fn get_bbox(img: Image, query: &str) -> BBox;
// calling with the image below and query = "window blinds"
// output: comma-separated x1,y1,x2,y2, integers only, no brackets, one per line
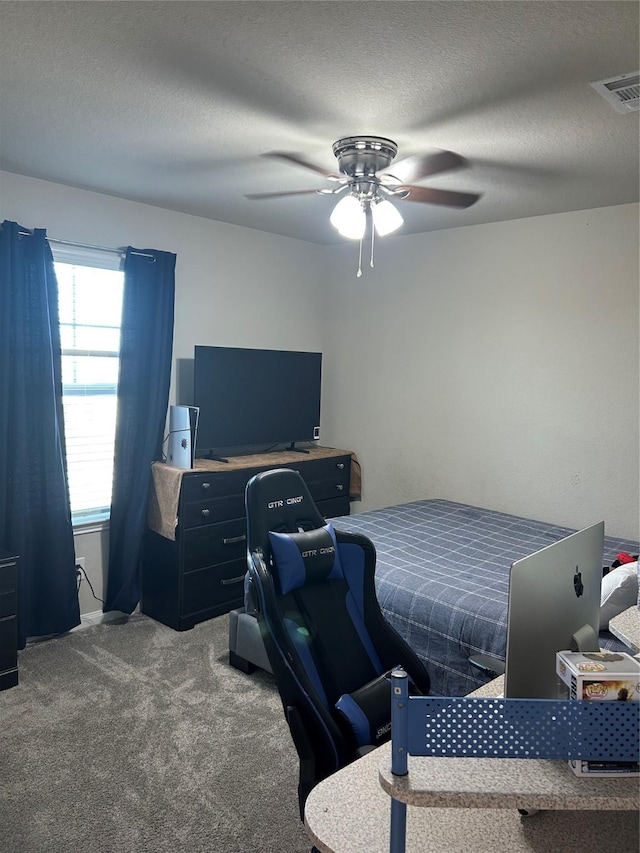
52,253,124,525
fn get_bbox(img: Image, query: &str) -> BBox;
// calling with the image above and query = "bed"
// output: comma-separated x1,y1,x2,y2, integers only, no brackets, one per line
328,499,639,696
230,498,638,696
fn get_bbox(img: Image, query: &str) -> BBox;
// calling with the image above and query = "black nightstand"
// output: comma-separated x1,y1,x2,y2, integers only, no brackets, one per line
0,548,18,690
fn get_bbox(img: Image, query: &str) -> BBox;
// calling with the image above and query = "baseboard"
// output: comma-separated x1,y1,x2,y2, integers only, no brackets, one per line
76,609,133,630
79,609,105,628
26,608,137,645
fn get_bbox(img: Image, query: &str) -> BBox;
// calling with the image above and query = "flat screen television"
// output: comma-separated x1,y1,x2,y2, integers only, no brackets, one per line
504,521,604,699
193,345,322,454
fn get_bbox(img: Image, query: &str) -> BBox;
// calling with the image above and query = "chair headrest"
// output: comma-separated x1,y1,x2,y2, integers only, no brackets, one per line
245,467,327,554
269,524,342,594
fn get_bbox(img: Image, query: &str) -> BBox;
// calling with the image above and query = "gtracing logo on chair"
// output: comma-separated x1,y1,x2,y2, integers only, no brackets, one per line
267,495,303,509
302,546,335,559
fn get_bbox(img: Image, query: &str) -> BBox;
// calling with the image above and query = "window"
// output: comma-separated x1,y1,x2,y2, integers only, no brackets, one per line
52,245,124,526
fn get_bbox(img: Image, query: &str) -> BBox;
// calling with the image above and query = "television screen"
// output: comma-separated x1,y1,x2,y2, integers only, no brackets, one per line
193,345,322,453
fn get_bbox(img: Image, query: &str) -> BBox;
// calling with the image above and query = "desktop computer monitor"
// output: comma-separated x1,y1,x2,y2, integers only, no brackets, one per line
504,521,604,699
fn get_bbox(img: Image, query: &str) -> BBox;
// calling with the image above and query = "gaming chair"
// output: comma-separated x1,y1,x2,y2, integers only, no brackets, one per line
244,468,431,816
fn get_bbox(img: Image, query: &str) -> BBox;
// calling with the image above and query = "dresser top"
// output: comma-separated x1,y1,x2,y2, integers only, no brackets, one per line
148,446,359,541
190,445,353,473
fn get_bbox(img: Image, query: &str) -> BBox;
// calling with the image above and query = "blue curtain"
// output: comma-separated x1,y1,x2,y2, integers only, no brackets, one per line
105,247,175,613
0,221,81,647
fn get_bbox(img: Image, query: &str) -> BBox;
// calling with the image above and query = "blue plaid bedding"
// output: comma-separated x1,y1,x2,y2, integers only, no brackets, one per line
331,499,639,696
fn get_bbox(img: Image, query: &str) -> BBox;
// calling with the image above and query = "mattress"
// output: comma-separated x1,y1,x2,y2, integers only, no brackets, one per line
330,499,639,697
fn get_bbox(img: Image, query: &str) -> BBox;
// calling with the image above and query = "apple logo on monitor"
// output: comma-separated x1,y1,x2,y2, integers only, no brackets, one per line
573,567,584,597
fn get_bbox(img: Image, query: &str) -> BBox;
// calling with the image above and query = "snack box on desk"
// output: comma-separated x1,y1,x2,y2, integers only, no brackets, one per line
556,650,640,777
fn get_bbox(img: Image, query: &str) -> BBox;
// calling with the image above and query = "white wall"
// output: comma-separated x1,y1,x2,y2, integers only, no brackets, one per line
0,171,326,394
2,171,638,618
0,171,325,613
320,203,639,541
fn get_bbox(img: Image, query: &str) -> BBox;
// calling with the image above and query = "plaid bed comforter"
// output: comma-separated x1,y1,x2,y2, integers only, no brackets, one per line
331,499,639,696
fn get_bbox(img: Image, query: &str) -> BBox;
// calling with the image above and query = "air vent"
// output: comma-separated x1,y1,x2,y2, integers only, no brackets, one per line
590,71,640,113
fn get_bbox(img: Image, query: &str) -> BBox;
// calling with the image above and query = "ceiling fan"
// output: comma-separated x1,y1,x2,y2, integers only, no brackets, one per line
245,136,481,275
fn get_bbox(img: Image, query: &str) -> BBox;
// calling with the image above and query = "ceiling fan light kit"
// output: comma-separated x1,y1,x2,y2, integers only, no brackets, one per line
371,198,404,237
330,194,366,240
247,135,481,276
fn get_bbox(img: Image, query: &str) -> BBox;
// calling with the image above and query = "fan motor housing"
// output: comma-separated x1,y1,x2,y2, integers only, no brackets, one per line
332,136,398,178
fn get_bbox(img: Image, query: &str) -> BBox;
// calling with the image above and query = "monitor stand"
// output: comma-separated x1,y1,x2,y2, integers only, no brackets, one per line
570,623,600,652
283,442,309,454
196,450,229,463
469,623,599,682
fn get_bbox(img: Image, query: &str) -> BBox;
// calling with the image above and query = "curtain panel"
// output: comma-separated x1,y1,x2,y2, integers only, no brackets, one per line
0,221,80,647
105,247,176,614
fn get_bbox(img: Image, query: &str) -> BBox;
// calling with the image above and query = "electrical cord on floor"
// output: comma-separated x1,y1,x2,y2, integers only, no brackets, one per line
76,565,104,605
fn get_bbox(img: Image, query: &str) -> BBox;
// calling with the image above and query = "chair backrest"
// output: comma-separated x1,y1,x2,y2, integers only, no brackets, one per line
245,468,431,814
243,464,327,617
245,465,327,548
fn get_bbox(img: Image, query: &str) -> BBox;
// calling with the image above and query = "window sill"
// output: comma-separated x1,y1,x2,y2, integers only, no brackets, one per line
72,517,110,535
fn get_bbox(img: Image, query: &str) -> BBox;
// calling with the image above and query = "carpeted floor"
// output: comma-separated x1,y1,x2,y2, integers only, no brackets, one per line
0,613,313,853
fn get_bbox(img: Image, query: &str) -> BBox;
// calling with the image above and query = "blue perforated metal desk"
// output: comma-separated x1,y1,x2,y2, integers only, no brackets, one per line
304,676,640,853
383,670,639,853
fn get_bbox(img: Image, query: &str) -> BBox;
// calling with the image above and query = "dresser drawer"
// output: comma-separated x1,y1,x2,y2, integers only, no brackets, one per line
0,589,16,620
0,561,16,620
293,454,350,482
182,559,246,616
291,456,351,498
181,493,246,528
308,476,349,502
182,519,247,570
181,469,258,502
317,495,351,520
0,561,16,595
0,616,17,673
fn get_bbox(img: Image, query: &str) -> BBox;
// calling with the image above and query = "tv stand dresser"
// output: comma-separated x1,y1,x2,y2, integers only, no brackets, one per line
141,446,359,631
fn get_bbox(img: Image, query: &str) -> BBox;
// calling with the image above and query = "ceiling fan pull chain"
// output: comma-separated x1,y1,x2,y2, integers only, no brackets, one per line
357,235,363,277
370,214,375,268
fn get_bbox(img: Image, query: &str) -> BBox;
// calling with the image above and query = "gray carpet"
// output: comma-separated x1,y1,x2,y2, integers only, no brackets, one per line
0,613,313,853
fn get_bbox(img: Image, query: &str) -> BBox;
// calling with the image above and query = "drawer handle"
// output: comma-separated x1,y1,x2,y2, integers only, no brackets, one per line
222,534,246,545
221,574,245,586
336,462,345,470
336,484,344,491
201,508,210,518
201,482,211,491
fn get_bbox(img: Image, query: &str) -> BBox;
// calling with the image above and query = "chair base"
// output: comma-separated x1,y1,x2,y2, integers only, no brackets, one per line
228,607,273,674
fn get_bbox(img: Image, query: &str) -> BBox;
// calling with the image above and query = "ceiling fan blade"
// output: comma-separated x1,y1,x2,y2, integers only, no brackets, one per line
381,149,467,184
244,189,323,200
263,151,342,180
397,185,481,209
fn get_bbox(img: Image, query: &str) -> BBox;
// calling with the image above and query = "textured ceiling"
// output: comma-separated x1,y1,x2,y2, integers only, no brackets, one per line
0,1,638,244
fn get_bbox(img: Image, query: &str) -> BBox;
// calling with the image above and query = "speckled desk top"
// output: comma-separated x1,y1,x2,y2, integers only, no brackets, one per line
609,606,640,654
378,751,639,810
304,675,640,853
305,741,640,853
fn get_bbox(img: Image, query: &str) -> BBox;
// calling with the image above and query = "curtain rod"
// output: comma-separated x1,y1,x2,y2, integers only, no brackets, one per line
49,236,154,260
17,231,154,260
